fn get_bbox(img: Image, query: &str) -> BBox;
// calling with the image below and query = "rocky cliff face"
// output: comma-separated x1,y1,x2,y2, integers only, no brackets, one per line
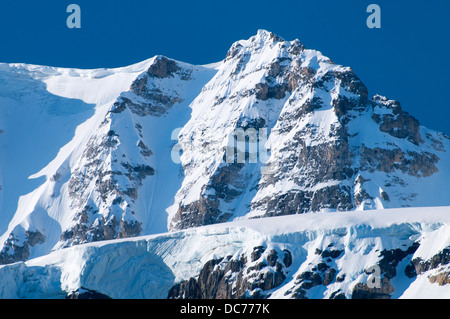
58,56,193,248
54,58,218,251
168,246,293,299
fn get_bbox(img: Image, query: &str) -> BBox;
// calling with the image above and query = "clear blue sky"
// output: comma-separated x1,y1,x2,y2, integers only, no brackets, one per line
0,0,449,135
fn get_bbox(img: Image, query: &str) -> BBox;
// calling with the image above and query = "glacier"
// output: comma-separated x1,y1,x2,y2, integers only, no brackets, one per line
0,207,449,299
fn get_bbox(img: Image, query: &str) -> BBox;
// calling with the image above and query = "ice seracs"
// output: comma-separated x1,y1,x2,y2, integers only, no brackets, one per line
0,206,449,299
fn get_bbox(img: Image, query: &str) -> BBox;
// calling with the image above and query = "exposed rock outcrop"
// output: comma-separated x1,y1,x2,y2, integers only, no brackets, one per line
168,246,292,299
284,244,344,299
0,230,46,265
351,242,420,299
405,246,450,286
66,287,111,299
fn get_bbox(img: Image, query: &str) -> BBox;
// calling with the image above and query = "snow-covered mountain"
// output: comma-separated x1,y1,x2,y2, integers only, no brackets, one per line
0,30,449,298
168,30,450,231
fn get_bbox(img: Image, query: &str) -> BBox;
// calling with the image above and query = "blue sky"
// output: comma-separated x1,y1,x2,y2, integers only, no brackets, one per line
0,0,449,134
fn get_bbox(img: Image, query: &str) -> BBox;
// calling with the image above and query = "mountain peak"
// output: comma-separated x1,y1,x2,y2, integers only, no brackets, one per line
224,29,305,66
255,29,285,41
241,29,298,49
